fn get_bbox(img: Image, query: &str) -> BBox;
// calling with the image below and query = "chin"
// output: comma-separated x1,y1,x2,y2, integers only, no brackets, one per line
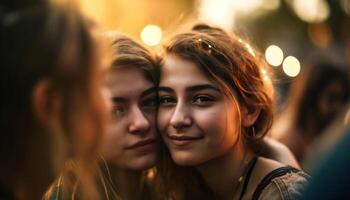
128,154,157,171
171,151,205,166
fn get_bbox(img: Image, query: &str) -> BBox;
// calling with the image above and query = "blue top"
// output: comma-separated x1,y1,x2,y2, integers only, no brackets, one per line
299,127,350,200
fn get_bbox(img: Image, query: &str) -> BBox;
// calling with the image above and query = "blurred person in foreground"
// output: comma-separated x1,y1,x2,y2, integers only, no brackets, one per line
0,1,109,199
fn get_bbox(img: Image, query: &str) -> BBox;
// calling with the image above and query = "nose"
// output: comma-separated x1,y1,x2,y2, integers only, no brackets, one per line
170,103,192,130
128,106,150,134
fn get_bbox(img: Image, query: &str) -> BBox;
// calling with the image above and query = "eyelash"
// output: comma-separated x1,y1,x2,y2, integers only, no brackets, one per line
112,105,125,117
159,96,177,106
111,97,157,118
192,95,215,105
158,95,216,106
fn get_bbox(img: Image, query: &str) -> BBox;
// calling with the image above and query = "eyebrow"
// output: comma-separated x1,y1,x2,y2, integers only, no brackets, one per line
158,84,220,93
111,86,157,103
140,86,157,98
111,97,127,103
158,86,174,93
187,84,221,92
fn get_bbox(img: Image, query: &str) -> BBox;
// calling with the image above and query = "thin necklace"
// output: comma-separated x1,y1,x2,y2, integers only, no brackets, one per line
231,156,258,200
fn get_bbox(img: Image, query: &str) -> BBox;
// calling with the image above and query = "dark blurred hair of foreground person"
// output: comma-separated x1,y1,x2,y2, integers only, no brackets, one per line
274,62,350,163
0,0,109,199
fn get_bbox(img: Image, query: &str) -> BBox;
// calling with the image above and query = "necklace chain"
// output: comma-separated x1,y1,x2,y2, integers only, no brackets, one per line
231,156,256,200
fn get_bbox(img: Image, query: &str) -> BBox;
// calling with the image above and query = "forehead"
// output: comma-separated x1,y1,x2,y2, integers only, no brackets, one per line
106,67,154,95
160,54,214,86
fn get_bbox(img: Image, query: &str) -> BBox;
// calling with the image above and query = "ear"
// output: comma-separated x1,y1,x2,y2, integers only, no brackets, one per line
241,105,261,127
31,79,60,126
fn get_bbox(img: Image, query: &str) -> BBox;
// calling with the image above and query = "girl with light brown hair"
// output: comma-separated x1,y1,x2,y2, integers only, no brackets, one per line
47,33,161,200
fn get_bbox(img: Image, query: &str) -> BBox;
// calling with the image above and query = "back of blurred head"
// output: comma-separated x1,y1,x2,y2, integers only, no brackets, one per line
0,0,108,198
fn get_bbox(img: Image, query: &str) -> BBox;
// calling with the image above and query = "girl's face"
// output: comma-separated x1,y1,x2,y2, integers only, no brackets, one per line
158,54,240,166
102,67,158,170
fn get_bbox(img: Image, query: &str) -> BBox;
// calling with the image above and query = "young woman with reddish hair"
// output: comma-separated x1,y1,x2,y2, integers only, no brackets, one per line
156,24,309,200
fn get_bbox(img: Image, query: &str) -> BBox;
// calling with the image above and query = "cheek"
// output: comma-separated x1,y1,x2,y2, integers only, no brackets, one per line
101,122,125,161
144,110,157,129
157,108,172,133
195,107,228,134
196,106,240,146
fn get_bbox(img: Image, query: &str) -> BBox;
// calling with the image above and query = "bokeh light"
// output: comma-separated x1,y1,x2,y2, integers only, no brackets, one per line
282,56,301,77
199,0,235,29
261,0,281,11
265,45,284,67
307,23,332,48
292,0,330,23
140,25,162,46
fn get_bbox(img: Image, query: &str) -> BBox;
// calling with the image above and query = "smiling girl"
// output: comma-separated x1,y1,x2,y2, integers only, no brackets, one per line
156,24,309,200
47,33,161,200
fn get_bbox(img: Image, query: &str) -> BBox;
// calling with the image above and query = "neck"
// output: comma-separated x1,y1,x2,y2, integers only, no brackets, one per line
107,165,144,200
196,142,253,200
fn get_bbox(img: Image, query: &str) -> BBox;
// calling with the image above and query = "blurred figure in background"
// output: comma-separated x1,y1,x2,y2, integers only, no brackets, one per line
0,1,109,199
273,62,350,163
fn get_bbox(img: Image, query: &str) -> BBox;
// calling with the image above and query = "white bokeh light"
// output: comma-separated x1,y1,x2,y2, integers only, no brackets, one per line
265,45,284,67
282,56,301,77
292,0,330,23
140,25,162,46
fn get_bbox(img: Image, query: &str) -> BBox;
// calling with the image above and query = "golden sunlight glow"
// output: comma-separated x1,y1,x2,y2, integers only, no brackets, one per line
282,56,301,77
245,43,256,57
265,45,284,67
199,0,235,29
292,0,330,23
261,0,281,10
340,0,350,15
231,0,264,13
140,25,162,47
198,0,265,29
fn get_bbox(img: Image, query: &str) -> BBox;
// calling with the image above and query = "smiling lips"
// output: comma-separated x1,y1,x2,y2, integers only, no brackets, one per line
126,138,156,152
167,135,203,146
